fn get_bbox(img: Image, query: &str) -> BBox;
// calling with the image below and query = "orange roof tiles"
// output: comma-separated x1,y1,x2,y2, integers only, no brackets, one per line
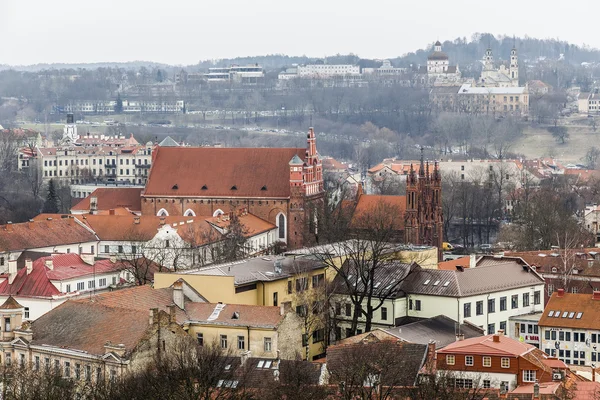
0,219,96,253
206,213,276,236
438,257,471,270
538,292,600,330
438,334,537,357
143,147,305,198
71,188,142,212
350,194,406,230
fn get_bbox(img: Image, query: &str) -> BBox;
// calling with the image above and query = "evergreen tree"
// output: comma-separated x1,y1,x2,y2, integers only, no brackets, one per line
114,93,123,113
42,179,60,214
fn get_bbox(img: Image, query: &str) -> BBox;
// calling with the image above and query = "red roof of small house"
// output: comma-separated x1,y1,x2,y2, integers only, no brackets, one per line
143,146,306,198
438,333,538,357
438,257,471,270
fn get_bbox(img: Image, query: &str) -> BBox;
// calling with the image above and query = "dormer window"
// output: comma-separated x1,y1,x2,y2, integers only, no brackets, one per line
172,184,178,190
201,185,208,190
261,186,267,191
231,185,237,190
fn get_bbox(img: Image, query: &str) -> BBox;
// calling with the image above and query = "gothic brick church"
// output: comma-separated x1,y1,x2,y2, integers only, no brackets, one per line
141,128,325,249
350,157,443,251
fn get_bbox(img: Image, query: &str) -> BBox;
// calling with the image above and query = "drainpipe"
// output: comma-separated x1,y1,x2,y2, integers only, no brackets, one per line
247,326,250,354
486,294,491,334
457,298,460,324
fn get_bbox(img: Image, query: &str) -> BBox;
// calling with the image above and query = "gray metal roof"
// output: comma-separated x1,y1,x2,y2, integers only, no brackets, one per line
403,260,543,298
384,315,484,348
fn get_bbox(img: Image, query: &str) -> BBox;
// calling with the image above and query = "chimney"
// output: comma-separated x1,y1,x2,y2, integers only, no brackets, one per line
44,259,54,270
149,308,158,325
172,280,184,310
241,350,251,366
280,301,292,316
533,380,540,398
456,333,465,341
28,219,34,229
8,260,17,284
469,254,477,268
593,291,600,300
25,259,33,275
109,254,117,263
159,216,166,225
557,288,565,297
109,209,115,216
492,334,500,343
80,253,94,265
426,340,436,370
90,196,98,213
497,329,505,336
133,216,140,224
5,222,12,232
168,304,177,323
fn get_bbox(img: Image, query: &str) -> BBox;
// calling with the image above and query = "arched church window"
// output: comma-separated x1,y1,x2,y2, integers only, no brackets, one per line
157,208,169,217
278,214,286,240
213,209,224,217
184,209,196,217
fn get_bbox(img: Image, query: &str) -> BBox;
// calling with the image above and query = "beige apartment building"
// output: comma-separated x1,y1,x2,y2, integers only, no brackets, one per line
33,143,153,185
456,84,529,116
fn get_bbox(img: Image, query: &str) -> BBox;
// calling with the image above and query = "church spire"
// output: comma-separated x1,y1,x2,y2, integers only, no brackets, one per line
419,147,425,177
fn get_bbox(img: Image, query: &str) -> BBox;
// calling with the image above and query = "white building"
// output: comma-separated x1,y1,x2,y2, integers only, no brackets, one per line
0,218,98,273
205,65,264,85
296,64,360,78
332,257,545,339
0,253,129,321
480,46,519,88
538,290,600,366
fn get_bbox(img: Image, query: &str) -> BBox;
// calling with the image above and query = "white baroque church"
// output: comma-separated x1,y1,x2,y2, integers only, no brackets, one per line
479,46,519,87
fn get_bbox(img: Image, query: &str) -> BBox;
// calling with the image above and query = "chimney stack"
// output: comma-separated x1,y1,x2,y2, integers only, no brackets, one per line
593,291,600,300
168,304,177,323
109,254,117,263
492,334,500,343
456,333,465,341
109,209,115,216
90,196,98,213
44,259,54,270
28,219,34,229
8,260,17,284
149,308,158,325
172,280,185,310
25,259,33,275
557,288,565,297
5,222,12,232
134,216,140,224
497,329,505,336
80,253,95,265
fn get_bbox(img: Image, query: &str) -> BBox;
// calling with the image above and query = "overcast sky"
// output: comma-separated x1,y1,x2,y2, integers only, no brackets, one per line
2,0,600,66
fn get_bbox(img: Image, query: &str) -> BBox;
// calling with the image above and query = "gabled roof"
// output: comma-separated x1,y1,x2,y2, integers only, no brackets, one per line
158,136,180,147
403,260,543,297
0,296,24,310
438,334,537,357
71,188,142,213
332,260,416,299
0,254,126,298
184,303,284,329
350,194,406,231
143,146,306,198
538,292,600,330
0,219,97,253
384,315,484,348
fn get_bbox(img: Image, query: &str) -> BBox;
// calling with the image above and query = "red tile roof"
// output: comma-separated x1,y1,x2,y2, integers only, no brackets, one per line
206,213,276,236
71,188,143,212
143,147,305,198
350,194,406,230
184,303,284,328
538,292,600,330
0,219,97,253
438,257,471,270
0,254,125,298
438,334,537,357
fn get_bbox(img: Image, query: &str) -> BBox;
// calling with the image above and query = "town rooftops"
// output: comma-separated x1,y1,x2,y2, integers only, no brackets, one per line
0,218,97,253
0,254,126,298
403,259,543,297
183,303,284,329
178,255,323,286
538,291,600,330
143,146,306,198
71,187,143,213
384,315,484,348
332,260,416,299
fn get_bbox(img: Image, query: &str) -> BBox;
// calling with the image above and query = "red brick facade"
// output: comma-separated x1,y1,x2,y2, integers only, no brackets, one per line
140,128,325,250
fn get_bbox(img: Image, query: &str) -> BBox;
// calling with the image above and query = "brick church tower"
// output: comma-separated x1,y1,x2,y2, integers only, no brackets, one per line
405,152,443,254
288,128,325,249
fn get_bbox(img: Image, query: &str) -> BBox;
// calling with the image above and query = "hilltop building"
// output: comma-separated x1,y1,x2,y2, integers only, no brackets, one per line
419,41,462,86
480,45,520,87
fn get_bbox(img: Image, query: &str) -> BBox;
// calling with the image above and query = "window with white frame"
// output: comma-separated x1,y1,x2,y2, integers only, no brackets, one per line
465,356,474,366
99,278,107,287
446,355,455,365
77,282,85,291
501,357,510,368
482,356,491,367
523,370,536,382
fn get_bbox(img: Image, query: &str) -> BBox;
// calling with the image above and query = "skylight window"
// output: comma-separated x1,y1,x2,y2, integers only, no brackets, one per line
433,280,440,286
568,312,575,318
424,280,431,285
264,360,272,368
562,311,568,318
548,311,554,317
576,312,583,319
374,282,381,288
257,361,265,368
443,281,450,287
554,312,560,318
